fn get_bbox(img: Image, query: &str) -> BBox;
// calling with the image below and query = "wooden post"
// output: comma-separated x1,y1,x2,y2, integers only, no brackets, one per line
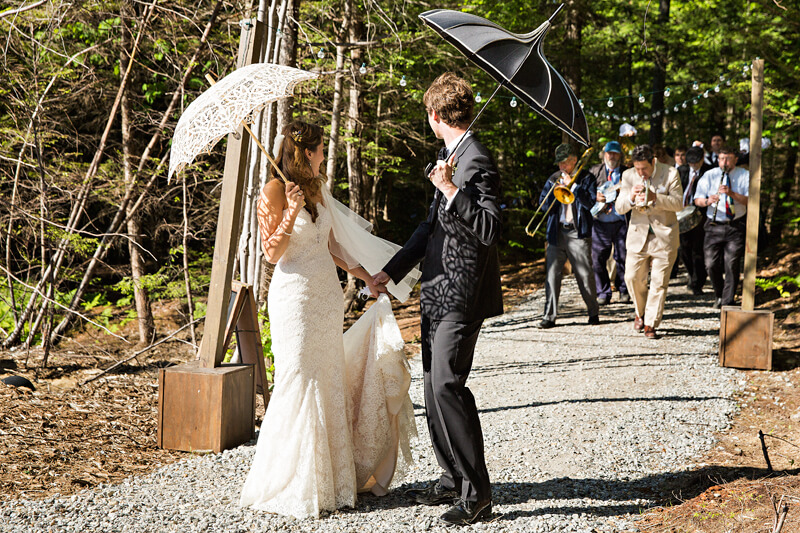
197,20,264,369
742,59,764,311
718,59,774,371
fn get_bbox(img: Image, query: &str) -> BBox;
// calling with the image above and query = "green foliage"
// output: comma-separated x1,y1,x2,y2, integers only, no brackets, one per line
755,275,800,298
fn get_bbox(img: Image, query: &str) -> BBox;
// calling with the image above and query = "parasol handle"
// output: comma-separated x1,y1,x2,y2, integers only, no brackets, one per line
548,3,565,23
448,82,504,160
204,73,288,184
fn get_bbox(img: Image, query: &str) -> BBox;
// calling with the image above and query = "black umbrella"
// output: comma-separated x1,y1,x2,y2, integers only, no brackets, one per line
419,5,590,147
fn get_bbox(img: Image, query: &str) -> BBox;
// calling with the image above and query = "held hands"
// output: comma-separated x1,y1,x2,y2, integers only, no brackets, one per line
285,181,305,216
597,192,606,203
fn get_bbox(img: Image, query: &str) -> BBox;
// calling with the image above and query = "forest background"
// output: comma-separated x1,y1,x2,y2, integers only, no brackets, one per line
1,0,799,357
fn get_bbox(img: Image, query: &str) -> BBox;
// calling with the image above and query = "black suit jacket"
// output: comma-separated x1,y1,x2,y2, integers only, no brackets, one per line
383,135,503,323
678,162,713,215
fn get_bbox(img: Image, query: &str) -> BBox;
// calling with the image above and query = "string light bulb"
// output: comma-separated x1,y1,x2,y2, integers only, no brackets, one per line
692,81,699,91
475,92,482,103
638,93,645,103
664,87,671,97
578,99,583,108
681,102,687,109
719,75,725,82
317,48,325,59
714,85,720,93
606,98,614,108
703,90,709,98
510,96,518,108
726,79,732,86
359,63,367,75
399,75,406,87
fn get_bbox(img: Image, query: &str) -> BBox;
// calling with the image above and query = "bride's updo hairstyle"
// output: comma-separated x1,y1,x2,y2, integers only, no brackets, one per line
272,120,324,222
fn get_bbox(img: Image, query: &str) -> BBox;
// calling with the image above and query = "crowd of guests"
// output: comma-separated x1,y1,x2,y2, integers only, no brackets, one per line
535,129,751,339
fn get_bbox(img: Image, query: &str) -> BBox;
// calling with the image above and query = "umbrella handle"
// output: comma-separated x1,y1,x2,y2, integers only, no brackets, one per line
204,73,288,184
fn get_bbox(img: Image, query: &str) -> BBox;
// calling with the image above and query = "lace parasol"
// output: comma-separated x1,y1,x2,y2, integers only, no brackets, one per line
168,63,317,179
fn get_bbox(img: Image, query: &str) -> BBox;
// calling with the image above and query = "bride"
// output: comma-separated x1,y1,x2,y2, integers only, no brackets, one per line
239,120,419,519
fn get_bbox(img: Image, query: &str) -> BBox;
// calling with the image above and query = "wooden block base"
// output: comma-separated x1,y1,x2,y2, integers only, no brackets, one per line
157,361,255,453
719,306,774,370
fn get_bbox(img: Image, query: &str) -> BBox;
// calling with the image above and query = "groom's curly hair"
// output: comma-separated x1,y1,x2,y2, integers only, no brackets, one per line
272,120,325,222
423,72,473,127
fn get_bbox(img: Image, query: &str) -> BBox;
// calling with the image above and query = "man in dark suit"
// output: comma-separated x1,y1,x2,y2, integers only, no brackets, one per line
677,146,712,295
373,72,502,526
536,143,599,328
588,141,630,306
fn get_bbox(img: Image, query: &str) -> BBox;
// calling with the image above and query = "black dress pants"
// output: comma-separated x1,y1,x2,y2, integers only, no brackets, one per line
679,222,707,291
703,218,746,305
421,315,490,503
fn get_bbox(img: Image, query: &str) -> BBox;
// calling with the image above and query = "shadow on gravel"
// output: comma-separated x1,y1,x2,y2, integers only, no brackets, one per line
478,394,729,414
471,353,701,379
489,465,795,515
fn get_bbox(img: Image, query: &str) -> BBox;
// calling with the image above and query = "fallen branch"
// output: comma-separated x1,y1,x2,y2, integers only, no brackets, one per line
80,316,204,386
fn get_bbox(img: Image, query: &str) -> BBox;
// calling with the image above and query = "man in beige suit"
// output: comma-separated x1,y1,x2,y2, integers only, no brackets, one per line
615,145,683,339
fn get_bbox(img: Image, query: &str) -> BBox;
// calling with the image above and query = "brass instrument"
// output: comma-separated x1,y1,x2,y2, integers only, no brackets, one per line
525,147,595,237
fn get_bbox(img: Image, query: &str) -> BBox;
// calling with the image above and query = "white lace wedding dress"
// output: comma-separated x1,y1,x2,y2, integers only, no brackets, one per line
239,201,415,520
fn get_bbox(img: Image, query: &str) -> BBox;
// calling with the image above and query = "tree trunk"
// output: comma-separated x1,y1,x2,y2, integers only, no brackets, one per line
648,0,670,145
325,0,352,190
276,0,298,132
46,1,224,345
121,4,155,345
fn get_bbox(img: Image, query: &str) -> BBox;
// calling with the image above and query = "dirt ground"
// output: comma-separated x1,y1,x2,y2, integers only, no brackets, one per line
2,252,800,533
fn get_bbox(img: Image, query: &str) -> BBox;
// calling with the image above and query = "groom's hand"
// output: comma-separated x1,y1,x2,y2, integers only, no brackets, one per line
373,271,391,286
428,156,458,200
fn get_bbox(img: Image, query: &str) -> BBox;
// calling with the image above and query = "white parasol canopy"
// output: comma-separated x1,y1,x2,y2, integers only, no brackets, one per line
168,63,318,179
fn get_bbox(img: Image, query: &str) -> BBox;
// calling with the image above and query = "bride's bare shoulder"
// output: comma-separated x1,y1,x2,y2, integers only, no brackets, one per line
260,180,287,209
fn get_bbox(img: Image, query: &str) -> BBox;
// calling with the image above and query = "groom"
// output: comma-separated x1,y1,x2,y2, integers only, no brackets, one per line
373,72,503,525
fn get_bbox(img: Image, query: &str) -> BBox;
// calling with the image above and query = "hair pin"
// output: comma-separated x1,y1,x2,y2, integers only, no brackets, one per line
291,130,303,143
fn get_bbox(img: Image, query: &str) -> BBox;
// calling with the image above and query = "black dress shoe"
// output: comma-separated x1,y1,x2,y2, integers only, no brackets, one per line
536,319,555,329
405,481,459,506
691,287,704,296
440,499,492,526
588,315,600,325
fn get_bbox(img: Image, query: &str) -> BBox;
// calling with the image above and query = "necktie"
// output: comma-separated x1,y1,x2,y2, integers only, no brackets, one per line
684,170,698,206
723,172,734,219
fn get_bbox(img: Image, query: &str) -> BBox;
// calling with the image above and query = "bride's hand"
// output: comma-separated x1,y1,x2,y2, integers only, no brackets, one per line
285,181,305,216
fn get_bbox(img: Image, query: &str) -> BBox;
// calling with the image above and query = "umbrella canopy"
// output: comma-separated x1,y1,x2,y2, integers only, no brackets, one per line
419,8,589,146
169,63,317,178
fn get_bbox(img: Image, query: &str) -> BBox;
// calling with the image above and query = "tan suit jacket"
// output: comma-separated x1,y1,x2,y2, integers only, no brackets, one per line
615,162,683,254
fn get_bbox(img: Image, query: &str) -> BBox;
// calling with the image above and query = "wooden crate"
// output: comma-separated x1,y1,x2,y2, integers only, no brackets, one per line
157,361,255,453
719,306,774,370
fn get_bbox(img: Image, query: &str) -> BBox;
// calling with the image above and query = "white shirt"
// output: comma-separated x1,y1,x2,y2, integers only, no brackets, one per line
442,132,471,208
693,167,749,221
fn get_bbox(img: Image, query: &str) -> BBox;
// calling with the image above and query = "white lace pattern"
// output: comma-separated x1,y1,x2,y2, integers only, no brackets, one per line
239,202,415,519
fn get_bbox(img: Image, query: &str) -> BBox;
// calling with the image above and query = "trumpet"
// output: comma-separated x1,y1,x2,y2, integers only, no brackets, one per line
525,147,595,237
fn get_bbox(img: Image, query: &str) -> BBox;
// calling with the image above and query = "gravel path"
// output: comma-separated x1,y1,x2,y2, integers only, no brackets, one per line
1,275,743,532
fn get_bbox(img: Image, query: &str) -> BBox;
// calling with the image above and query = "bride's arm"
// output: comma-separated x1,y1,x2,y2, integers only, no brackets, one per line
257,180,304,264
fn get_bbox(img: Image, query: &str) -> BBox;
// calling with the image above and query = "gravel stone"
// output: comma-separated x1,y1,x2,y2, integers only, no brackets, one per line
0,275,740,532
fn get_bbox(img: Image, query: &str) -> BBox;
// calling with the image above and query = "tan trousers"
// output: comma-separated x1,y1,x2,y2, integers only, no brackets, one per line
624,233,678,328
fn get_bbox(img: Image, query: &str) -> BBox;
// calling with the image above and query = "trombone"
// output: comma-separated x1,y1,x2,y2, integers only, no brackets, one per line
525,147,595,237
